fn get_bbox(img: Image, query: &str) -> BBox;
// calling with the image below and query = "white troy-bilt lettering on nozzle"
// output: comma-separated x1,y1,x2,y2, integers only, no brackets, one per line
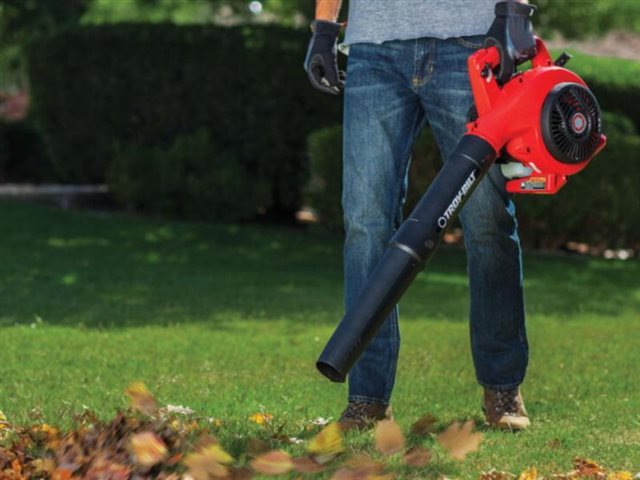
436,170,477,230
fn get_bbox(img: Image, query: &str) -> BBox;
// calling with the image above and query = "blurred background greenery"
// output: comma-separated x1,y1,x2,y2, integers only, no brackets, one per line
0,0,638,250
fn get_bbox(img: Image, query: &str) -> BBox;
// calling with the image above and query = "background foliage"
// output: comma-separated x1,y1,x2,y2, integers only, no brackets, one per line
26,24,341,220
308,111,640,249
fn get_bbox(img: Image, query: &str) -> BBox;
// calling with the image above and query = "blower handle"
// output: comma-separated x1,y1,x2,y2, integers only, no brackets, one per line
468,37,553,119
316,135,497,382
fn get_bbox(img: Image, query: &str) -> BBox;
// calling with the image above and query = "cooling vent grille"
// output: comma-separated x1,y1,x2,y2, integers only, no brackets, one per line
542,83,602,164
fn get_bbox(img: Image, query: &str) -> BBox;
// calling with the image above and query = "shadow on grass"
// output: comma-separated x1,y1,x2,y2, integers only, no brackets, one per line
0,200,637,328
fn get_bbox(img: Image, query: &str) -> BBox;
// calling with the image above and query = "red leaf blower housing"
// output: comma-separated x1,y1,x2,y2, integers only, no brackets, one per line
316,25,606,382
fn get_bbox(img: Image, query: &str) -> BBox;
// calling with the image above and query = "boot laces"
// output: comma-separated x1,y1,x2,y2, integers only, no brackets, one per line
493,388,519,415
341,402,377,420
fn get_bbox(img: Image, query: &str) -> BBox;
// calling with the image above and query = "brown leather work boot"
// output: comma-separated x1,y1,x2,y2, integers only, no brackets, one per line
338,402,392,431
483,387,530,431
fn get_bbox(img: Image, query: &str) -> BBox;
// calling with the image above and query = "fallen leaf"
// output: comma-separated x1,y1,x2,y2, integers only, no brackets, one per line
436,420,482,461
52,467,75,480
331,467,394,480
250,450,293,475
129,431,168,467
518,467,538,480
193,434,219,450
184,444,234,480
227,467,255,480
310,417,332,427
246,438,270,457
481,470,516,480
248,413,273,425
292,456,326,473
343,454,385,475
307,422,344,462
124,382,157,415
410,414,438,436
403,446,432,467
574,458,606,477
608,473,633,480
374,419,405,456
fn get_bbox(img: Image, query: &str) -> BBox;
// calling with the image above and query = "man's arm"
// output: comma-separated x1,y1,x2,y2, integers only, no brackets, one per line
316,0,342,22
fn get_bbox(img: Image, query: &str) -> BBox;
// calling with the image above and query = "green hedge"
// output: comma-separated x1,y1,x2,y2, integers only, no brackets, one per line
561,50,640,132
26,24,342,219
108,129,269,221
0,120,54,183
308,112,639,249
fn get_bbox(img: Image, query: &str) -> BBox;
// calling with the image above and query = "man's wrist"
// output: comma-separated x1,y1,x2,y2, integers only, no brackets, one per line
316,0,341,22
311,20,341,36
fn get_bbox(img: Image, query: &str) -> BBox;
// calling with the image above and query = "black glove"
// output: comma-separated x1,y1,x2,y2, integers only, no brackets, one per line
484,1,537,85
304,20,345,95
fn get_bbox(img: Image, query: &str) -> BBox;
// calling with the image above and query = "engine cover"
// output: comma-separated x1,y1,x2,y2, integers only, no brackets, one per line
465,38,606,194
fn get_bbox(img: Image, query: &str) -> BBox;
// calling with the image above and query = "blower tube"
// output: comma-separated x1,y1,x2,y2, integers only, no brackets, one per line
317,134,497,382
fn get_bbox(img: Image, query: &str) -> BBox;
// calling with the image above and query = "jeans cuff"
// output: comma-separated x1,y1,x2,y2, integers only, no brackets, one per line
477,380,523,391
348,394,389,405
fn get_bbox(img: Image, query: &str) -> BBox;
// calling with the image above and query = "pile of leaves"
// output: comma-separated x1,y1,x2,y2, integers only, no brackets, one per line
0,384,636,479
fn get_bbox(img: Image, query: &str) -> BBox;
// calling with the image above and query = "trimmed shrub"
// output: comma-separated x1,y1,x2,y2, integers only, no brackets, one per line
307,112,640,248
565,50,640,132
307,125,343,230
26,24,342,217
0,120,54,183
108,129,269,221
515,112,640,249
307,126,441,230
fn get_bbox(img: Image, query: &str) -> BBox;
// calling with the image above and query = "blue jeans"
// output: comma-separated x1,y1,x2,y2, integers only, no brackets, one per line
342,36,528,405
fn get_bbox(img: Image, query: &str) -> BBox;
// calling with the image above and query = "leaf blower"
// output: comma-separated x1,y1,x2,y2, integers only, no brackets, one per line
316,5,606,383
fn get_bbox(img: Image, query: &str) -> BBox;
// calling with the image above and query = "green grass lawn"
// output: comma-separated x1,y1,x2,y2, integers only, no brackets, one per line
0,199,638,477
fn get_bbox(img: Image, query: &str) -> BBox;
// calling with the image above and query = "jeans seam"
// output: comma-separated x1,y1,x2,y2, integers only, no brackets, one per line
348,394,389,405
478,380,524,391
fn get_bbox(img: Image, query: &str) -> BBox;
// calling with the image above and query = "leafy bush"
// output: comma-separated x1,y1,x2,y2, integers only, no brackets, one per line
307,126,441,230
515,112,640,249
307,112,640,248
532,0,640,38
108,129,269,222
563,50,640,132
26,24,342,217
0,120,54,183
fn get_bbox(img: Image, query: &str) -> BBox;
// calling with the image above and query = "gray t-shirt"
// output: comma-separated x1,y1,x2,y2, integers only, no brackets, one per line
344,0,498,45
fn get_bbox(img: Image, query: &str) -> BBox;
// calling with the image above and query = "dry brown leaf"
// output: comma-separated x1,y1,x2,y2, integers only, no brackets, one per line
403,446,432,467
250,450,294,475
228,467,256,480
410,414,438,436
343,454,386,475
574,458,606,477
518,467,539,480
184,444,233,480
436,420,482,461
246,438,270,457
124,382,157,415
193,434,220,450
374,419,405,456
331,468,394,480
52,467,75,480
292,456,326,474
129,431,168,467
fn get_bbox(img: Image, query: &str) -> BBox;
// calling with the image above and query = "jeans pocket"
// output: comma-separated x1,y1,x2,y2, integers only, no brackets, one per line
455,36,484,50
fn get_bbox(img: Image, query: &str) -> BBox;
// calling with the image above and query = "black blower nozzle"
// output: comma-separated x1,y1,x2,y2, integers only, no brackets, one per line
317,135,497,382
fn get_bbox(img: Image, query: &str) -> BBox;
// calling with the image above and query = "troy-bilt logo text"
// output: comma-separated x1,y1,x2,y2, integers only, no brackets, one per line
437,170,477,230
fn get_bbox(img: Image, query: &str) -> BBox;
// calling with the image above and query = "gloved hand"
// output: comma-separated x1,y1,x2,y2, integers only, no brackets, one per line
304,20,345,95
484,1,537,85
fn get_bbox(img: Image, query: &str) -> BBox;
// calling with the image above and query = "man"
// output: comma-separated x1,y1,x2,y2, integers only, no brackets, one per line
304,0,535,430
